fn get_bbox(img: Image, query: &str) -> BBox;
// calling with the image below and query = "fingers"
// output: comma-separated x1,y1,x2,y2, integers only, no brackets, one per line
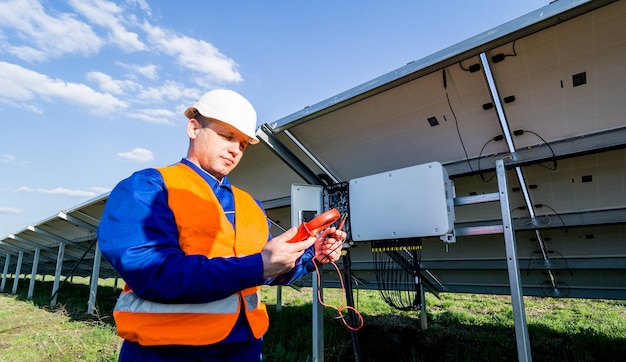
261,228,317,278
263,224,346,279
273,227,297,243
333,228,347,242
315,227,345,264
321,226,346,242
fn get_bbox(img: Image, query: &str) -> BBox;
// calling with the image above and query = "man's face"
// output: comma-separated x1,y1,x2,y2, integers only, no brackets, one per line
190,119,250,179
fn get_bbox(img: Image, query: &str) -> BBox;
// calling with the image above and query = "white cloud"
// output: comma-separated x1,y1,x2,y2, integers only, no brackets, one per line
141,22,242,85
0,206,23,214
0,1,243,120
0,0,103,62
13,185,108,197
90,186,111,195
129,108,178,125
118,148,154,162
37,187,98,198
0,61,128,115
1,154,16,164
136,80,187,103
1,154,29,165
126,0,152,17
0,63,38,100
136,64,158,80
68,0,145,52
116,62,159,80
86,71,139,95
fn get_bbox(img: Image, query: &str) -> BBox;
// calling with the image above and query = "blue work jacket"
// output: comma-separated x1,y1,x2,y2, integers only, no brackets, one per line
98,158,317,360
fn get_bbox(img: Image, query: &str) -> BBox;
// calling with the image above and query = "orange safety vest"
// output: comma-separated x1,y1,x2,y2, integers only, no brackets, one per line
113,163,269,346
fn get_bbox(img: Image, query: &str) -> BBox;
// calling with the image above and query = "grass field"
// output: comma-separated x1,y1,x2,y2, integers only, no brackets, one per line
1,276,625,361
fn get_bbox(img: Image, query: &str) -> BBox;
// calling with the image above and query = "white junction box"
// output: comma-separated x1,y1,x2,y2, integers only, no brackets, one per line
290,184,323,228
348,161,455,241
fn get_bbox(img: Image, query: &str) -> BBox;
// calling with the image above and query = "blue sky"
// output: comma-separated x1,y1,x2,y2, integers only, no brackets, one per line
0,0,550,237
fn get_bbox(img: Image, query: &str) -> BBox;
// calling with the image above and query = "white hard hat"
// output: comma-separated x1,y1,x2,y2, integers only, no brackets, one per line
184,89,259,144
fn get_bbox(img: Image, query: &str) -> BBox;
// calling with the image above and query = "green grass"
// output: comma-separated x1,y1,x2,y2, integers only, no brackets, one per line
1,275,625,361
0,295,120,361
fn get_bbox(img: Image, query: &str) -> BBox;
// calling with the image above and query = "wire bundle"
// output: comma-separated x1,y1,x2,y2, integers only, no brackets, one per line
371,239,422,311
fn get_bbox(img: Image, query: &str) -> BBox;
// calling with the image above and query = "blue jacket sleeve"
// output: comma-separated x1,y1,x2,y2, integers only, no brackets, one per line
97,168,265,304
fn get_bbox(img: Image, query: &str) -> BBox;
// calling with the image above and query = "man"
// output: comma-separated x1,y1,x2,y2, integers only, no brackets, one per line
97,89,345,361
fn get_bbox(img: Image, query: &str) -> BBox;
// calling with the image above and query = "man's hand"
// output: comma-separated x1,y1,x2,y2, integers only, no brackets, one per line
314,227,345,264
261,227,316,278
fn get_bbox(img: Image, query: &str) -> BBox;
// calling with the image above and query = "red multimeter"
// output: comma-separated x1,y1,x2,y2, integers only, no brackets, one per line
287,208,341,243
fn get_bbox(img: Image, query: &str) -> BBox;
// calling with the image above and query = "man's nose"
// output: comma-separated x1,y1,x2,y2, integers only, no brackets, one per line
227,141,242,156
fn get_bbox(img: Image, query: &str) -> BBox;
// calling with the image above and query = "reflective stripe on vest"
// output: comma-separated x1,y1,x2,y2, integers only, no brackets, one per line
112,163,269,346
115,291,260,314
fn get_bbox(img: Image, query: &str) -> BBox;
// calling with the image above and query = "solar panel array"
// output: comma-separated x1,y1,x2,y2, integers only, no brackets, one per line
2,0,625,306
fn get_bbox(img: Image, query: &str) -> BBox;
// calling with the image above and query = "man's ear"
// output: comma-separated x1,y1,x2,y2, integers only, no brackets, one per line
187,118,201,139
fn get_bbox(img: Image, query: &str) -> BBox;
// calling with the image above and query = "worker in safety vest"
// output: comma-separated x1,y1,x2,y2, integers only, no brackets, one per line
97,89,345,361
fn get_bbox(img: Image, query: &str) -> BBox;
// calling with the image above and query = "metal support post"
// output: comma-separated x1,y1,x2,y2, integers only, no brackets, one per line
27,247,41,300
495,159,532,361
312,270,324,362
1,253,10,292
419,283,428,330
11,251,24,295
88,242,102,315
276,286,283,312
51,242,65,306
